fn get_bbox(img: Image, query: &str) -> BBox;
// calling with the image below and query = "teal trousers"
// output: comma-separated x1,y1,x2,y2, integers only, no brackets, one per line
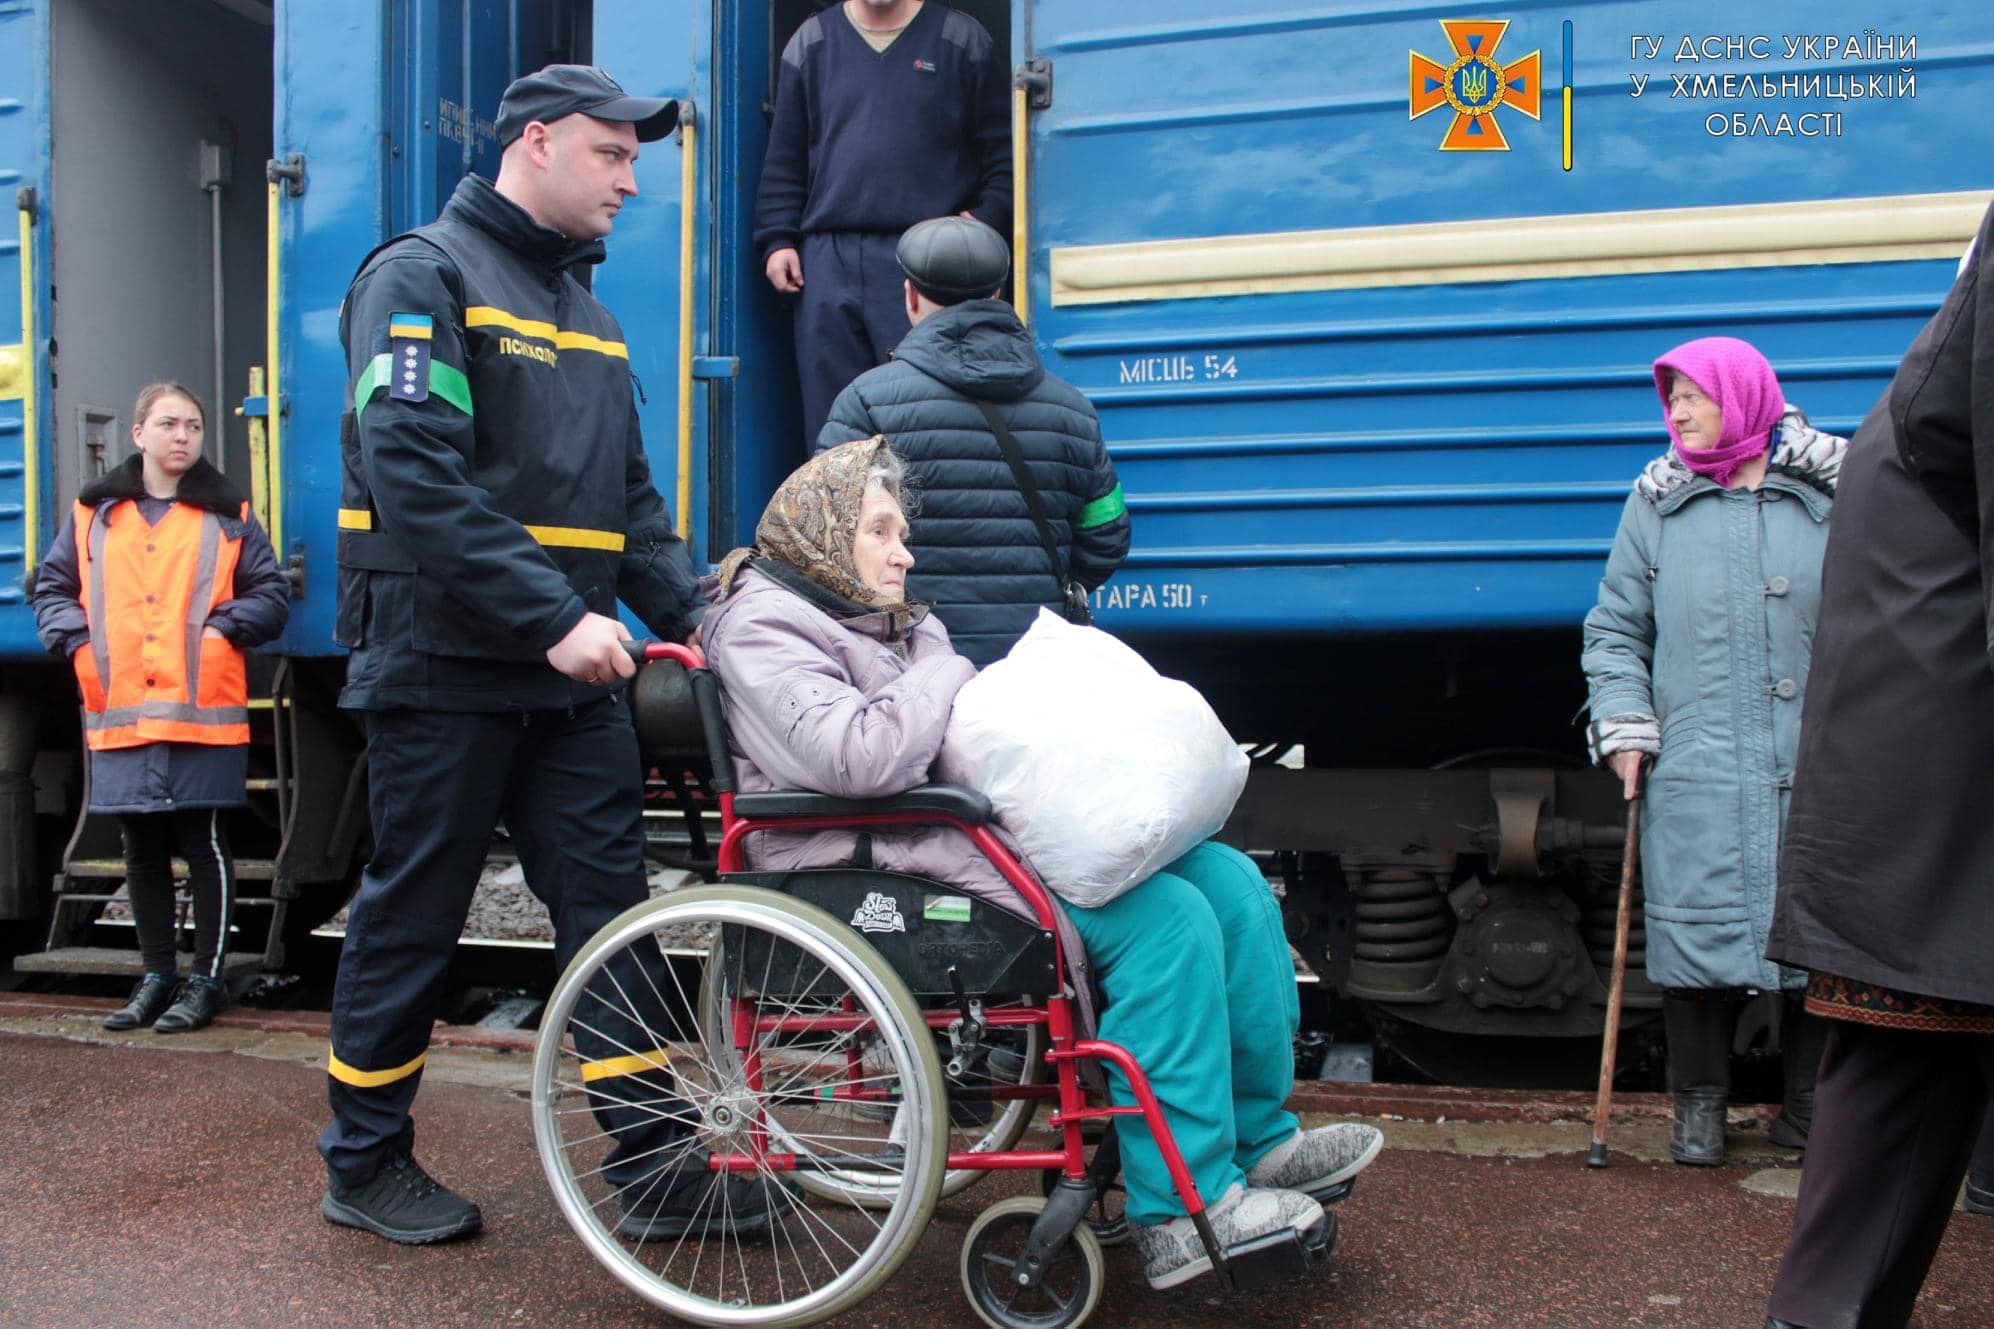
1066,840,1300,1225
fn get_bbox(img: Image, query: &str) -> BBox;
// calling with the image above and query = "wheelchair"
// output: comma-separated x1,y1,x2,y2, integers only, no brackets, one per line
530,643,1333,1328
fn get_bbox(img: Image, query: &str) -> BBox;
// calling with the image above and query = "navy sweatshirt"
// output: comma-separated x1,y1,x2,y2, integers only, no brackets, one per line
753,2,1011,257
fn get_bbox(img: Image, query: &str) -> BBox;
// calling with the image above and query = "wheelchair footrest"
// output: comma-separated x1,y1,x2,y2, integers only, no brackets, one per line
1311,1177,1355,1206
1221,1210,1336,1292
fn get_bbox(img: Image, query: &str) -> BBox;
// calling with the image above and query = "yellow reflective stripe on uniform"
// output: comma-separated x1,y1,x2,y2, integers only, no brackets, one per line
341,510,618,550
524,524,626,551
464,305,628,359
551,328,629,358
580,1049,671,1082
327,1047,428,1088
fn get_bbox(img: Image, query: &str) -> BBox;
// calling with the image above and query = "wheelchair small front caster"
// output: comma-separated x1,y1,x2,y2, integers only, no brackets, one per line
960,1194,1104,1329
1037,1165,1128,1246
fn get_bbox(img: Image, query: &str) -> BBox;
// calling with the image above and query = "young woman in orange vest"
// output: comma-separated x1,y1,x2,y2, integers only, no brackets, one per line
32,382,290,1032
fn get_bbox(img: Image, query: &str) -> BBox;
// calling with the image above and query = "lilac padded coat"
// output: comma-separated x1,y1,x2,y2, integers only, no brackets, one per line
699,565,1098,1032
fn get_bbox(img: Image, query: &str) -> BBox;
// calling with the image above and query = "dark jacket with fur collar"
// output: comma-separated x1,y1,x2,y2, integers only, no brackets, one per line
30,454,289,659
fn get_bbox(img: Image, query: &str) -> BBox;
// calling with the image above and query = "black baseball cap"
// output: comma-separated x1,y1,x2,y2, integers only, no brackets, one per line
494,64,680,146
896,216,1010,305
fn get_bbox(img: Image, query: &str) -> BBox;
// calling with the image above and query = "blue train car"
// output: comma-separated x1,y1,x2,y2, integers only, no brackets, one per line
0,0,1984,1065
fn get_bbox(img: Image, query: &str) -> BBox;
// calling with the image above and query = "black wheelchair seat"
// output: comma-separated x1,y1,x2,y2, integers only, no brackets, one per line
721,868,1058,1000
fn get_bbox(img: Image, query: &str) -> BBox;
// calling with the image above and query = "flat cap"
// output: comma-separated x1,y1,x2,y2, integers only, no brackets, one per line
896,216,1010,304
495,65,679,146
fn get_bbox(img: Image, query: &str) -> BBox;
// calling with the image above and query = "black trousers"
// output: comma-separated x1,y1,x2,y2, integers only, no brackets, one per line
793,231,910,448
120,808,233,978
316,696,683,1189
1766,1019,1994,1329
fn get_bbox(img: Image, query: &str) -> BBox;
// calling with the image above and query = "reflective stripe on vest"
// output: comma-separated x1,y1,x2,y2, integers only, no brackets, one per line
79,503,249,746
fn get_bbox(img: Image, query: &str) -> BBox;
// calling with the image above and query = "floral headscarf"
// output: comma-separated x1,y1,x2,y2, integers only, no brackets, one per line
715,435,918,631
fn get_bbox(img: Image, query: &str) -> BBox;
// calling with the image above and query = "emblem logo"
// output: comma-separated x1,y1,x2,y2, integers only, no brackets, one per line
849,891,906,935
1408,19,1541,151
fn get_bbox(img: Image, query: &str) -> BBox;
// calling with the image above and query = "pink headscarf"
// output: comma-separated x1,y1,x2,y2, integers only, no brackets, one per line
1652,336,1784,487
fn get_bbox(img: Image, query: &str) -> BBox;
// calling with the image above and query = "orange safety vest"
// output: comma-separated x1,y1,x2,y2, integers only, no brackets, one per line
70,497,251,749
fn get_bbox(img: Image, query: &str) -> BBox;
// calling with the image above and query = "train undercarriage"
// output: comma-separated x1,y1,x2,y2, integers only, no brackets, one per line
4,629,1664,1087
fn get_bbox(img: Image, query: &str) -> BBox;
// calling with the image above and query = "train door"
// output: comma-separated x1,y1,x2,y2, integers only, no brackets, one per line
272,0,591,651
0,0,52,924
619,1,1015,560
41,0,272,525
0,0,47,649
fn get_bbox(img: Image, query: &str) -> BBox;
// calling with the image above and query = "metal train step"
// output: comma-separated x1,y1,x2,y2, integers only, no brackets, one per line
60,858,278,882
13,947,264,979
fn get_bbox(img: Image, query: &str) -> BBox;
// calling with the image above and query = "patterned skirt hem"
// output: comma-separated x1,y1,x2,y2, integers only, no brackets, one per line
1805,972,1994,1035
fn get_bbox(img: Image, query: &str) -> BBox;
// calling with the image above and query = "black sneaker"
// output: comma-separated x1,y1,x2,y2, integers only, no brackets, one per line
322,1152,483,1244
103,973,177,1031
154,976,227,1034
615,1166,797,1242
1967,1175,1994,1217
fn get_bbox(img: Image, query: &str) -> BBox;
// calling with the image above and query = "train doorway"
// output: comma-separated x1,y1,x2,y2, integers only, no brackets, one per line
708,1,1016,556
45,0,273,506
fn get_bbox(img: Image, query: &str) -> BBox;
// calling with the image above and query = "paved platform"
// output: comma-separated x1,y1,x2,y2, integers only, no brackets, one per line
1,992,1988,1328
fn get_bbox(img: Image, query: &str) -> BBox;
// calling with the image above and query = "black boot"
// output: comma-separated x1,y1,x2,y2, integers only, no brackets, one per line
102,972,178,1031
154,975,226,1033
322,1151,483,1244
1664,989,1734,1166
1768,993,1828,1149
1965,1108,1994,1217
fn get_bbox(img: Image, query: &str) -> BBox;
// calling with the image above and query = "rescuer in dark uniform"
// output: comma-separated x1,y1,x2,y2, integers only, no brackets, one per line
317,66,786,1245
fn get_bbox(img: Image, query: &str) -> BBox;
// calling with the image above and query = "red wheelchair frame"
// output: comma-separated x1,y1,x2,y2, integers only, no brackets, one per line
639,639,1260,1283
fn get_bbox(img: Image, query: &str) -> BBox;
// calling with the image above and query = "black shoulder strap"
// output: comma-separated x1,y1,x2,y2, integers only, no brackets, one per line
974,399,1066,591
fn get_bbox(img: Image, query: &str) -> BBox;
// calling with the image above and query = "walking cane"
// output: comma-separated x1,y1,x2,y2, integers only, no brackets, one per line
1586,780,1643,1169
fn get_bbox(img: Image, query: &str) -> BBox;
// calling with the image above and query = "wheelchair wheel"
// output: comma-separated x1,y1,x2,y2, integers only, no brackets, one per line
702,943,1048,1206
532,886,948,1327
959,1195,1105,1329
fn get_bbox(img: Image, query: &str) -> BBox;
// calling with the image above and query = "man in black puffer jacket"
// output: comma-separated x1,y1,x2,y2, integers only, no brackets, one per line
815,216,1129,667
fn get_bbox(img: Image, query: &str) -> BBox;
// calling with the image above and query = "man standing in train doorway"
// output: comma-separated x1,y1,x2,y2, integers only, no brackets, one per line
816,215,1129,667
754,0,1012,447
318,66,787,1245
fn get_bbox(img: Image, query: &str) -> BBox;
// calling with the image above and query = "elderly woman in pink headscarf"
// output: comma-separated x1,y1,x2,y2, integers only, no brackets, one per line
1581,337,1847,1167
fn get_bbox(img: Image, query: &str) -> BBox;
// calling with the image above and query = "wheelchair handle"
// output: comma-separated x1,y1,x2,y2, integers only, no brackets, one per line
623,639,736,793
624,639,703,670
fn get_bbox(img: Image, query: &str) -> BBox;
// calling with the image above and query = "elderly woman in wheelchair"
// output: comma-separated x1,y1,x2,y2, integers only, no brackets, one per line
529,437,1380,1328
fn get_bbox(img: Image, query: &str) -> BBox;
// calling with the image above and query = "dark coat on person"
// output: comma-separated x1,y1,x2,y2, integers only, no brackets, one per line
816,299,1130,667
1766,203,1994,1007
334,175,703,713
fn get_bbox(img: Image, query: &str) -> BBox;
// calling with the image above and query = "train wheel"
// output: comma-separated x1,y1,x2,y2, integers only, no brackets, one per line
533,886,947,1326
959,1195,1104,1329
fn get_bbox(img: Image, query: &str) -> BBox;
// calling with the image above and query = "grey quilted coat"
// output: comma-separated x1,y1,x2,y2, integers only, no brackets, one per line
1582,414,1844,990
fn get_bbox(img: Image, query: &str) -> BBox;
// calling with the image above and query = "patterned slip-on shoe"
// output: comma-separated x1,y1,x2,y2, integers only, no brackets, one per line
1246,1123,1385,1202
1131,1183,1325,1291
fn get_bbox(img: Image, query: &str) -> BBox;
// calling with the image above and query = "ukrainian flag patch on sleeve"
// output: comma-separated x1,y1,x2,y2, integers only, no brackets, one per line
388,312,433,402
